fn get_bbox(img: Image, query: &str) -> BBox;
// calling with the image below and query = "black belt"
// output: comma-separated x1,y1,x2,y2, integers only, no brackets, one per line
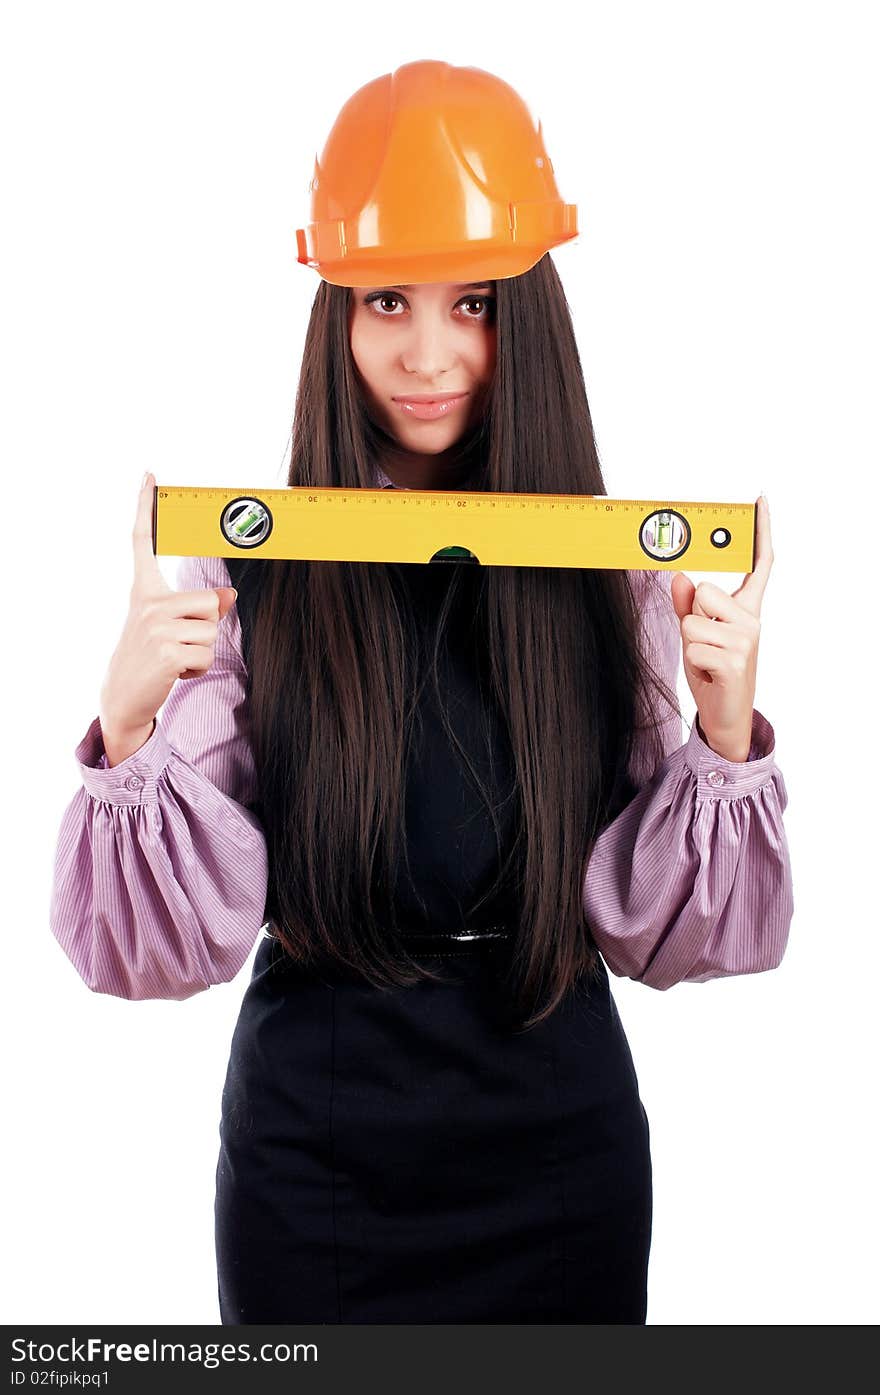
399,925,513,956
264,923,513,957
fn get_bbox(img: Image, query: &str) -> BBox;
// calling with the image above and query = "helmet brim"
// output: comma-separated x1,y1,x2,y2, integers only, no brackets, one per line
298,238,577,288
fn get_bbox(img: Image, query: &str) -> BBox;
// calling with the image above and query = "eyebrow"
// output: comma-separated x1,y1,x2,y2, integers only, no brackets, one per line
384,282,494,292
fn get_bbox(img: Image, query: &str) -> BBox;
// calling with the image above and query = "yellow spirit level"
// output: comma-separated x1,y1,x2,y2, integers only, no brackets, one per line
153,485,757,572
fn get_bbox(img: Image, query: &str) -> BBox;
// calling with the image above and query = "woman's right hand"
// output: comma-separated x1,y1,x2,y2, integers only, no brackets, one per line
98,472,238,758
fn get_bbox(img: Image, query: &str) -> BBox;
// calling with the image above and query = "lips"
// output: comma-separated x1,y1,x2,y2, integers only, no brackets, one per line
392,393,469,403
392,391,470,420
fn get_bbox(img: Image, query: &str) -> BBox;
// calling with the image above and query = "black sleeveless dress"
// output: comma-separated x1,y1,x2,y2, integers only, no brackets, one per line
213,558,652,1324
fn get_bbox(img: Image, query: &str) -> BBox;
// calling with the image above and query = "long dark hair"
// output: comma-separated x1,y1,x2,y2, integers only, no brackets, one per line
237,253,680,1031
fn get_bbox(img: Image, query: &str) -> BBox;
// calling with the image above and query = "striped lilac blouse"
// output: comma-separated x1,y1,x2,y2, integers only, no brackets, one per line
49,465,794,999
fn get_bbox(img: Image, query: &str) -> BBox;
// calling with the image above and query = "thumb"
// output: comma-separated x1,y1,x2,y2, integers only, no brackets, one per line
215,586,238,621
669,570,695,622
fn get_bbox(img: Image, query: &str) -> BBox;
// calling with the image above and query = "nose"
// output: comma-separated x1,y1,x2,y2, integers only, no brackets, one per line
400,309,456,379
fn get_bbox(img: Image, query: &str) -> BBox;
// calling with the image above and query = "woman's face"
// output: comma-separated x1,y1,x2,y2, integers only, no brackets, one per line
348,280,497,455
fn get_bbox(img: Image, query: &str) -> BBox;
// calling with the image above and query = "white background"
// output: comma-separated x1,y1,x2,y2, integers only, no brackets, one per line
3,0,877,1325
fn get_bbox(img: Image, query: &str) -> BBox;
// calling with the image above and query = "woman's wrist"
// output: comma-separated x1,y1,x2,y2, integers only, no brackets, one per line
99,717,156,768
695,713,751,763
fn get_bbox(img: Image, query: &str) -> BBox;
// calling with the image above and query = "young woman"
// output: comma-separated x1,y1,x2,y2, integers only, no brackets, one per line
49,60,794,1324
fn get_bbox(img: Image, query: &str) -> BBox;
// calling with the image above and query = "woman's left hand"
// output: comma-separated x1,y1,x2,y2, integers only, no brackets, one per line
670,495,774,763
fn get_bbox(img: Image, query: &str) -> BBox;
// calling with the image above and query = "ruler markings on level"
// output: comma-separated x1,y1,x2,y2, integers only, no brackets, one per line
154,485,757,572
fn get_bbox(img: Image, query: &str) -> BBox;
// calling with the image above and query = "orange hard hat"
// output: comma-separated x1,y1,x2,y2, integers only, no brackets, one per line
295,60,579,287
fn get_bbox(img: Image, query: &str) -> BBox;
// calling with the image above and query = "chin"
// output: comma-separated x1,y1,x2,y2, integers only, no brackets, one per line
415,436,462,455
391,425,464,454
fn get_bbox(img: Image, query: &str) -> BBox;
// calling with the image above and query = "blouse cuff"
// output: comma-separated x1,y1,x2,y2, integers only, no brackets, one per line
683,706,777,800
75,715,173,806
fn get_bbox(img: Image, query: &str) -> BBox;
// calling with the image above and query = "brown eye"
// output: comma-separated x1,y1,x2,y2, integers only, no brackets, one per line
364,292,405,315
460,296,496,320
